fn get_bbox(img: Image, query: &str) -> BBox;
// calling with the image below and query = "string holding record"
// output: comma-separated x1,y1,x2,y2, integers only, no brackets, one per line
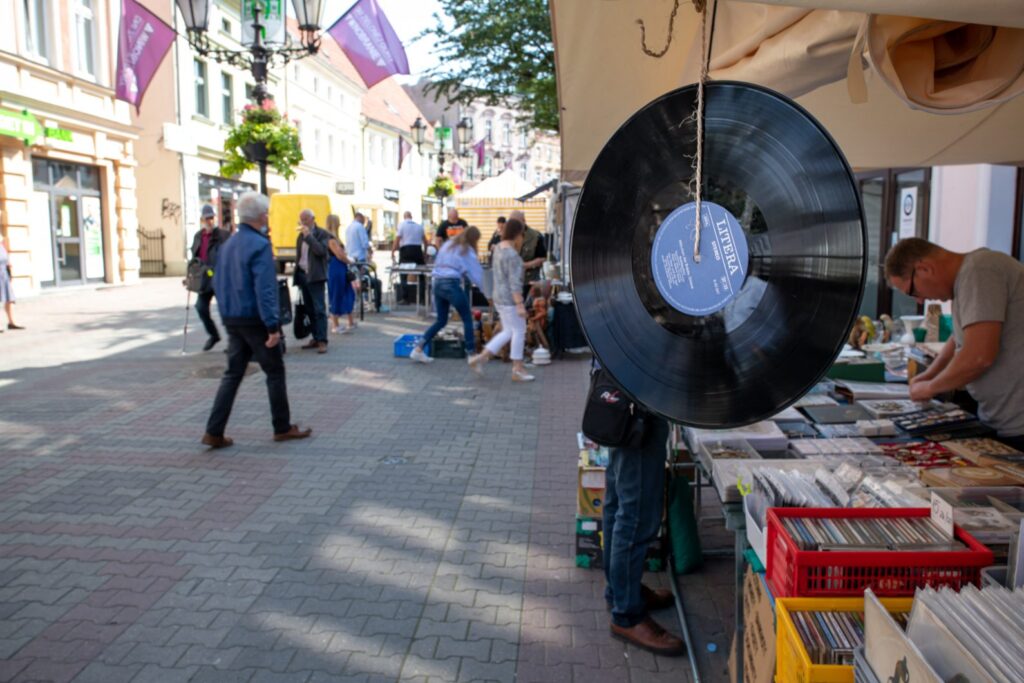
571,81,866,428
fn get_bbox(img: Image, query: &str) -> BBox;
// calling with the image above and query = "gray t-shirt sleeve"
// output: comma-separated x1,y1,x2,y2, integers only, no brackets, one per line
958,266,1009,328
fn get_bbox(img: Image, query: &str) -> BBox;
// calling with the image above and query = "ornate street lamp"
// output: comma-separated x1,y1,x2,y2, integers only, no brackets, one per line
411,117,428,153
175,0,324,106
456,117,473,156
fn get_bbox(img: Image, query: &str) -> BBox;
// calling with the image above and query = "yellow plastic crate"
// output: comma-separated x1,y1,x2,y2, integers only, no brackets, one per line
775,596,912,683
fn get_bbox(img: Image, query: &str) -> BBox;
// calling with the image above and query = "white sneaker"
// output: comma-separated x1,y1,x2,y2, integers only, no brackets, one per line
410,346,434,364
512,370,535,382
341,326,354,334
330,326,340,334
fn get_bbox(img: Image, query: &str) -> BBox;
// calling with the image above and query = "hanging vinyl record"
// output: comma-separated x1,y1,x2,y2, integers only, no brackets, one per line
571,82,866,428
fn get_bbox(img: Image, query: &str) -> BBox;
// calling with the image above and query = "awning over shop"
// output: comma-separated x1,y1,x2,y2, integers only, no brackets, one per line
550,0,1024,179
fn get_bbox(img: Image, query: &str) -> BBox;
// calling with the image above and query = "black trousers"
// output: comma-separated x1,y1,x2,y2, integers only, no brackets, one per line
205,325,291,436
294,269,328,343
194,291,219,338
398,245,425,304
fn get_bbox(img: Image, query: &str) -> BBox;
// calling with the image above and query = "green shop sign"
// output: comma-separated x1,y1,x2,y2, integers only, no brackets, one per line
0,109,73,145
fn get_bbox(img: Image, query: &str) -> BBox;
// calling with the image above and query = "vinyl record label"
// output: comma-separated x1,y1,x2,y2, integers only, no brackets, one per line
651,201,748,316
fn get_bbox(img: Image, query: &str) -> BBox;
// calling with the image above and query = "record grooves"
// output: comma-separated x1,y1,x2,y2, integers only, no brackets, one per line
571,82,866,427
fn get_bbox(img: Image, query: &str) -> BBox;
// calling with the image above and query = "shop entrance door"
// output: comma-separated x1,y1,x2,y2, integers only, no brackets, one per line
31,158,105,287
856,168,931,318
52,194,84,285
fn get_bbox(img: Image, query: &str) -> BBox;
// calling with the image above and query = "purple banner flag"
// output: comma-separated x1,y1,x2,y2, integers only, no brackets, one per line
473,138,487,168
115,0,175,111
328,0,410,89
451,161,463,186
398,136,412,169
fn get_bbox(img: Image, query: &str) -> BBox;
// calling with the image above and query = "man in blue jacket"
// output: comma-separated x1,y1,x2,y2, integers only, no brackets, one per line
202,192,311,448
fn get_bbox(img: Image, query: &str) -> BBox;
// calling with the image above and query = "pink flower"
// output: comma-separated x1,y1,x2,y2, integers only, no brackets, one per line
261,99,276,111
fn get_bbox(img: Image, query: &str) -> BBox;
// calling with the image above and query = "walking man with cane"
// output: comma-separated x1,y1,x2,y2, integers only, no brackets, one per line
188,204,229,351
201,192,312,448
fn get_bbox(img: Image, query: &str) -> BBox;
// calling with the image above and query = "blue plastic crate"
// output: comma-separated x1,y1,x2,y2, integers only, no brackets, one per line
394,335,430,358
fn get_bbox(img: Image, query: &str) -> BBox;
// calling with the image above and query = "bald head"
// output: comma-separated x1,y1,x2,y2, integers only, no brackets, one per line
447,208,459,221
509,210,525,223
299,209,315,228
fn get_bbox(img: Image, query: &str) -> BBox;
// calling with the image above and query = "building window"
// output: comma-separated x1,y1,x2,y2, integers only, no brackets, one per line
503,122,511,147
339,93,345,109
312,76,319,94
73,0,97,77
293,64,300,82
519,163,527,180
327,85,332,101
314,129,321,162
520,128,528,148
484,119,492,143
22,0,48,60
328,134,334,163
221,73,234,124
194,60,209,117
245,83,255,103
221,17,231,33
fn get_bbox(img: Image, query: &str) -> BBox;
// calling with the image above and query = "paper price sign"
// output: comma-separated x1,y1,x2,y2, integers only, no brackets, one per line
930,492,954,539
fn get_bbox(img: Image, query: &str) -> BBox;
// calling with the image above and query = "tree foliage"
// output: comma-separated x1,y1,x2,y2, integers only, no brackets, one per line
419,0,558,132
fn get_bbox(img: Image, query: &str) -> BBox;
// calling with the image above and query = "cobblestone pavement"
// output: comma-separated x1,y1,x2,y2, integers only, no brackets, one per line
0,279,734,683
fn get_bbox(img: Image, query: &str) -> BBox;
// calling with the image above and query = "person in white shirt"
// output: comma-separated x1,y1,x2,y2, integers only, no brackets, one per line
391,211,428,305
345,213,381,311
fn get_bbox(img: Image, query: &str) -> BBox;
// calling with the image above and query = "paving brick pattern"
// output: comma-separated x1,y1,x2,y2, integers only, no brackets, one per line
0,279,732,682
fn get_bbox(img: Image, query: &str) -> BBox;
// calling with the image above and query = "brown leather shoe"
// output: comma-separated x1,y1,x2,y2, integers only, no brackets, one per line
201,434,234,449
301,340,319,349
642,584,675,612
273,425,312,442
610,617,686,656
317,342,327,354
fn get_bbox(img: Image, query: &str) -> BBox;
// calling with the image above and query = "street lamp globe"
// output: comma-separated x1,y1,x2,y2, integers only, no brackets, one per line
291,0,324,31
411,117,427,153
175,0,210,33
456,117,472,151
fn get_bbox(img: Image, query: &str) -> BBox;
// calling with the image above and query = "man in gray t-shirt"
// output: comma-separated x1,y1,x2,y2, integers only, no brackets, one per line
885,238,1024,442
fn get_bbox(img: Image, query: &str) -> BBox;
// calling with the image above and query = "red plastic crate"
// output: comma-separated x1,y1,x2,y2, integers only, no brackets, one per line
765,507,993,598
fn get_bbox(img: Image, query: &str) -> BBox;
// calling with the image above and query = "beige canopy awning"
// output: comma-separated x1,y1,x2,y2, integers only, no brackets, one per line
551,0,1024,180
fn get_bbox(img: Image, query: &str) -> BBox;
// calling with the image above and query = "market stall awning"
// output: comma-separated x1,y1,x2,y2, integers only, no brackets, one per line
459,169,536,199
516,178,559,202
551,0,1024,179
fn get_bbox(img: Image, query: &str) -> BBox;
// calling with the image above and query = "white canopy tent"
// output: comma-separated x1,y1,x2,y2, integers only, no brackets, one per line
459,169,537,199
551,0,1024,180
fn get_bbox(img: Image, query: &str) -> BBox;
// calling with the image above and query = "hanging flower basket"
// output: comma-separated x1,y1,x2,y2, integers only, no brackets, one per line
221,99,302,180
428,174,456,199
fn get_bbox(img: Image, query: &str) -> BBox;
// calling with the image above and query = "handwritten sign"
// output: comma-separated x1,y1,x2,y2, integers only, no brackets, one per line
931,492,954,539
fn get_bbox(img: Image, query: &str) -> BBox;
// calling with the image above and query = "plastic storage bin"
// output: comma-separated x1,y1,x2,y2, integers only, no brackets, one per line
393,335,429,358
776,596,912,683
766,507,993,598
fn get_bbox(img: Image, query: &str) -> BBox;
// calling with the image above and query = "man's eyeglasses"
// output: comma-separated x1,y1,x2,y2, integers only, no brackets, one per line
906,266,919,299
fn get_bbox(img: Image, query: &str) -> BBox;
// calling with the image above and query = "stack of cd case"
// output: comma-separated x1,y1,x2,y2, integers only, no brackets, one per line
790,609,909,666
780,515,964,551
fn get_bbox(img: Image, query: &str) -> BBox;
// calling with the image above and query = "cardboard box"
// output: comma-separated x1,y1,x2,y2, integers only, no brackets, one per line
577,451,606,517
729,566,776,683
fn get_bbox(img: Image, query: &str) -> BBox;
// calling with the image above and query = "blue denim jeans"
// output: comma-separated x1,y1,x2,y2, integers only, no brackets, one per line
603,418,668,627
420,278,475,353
